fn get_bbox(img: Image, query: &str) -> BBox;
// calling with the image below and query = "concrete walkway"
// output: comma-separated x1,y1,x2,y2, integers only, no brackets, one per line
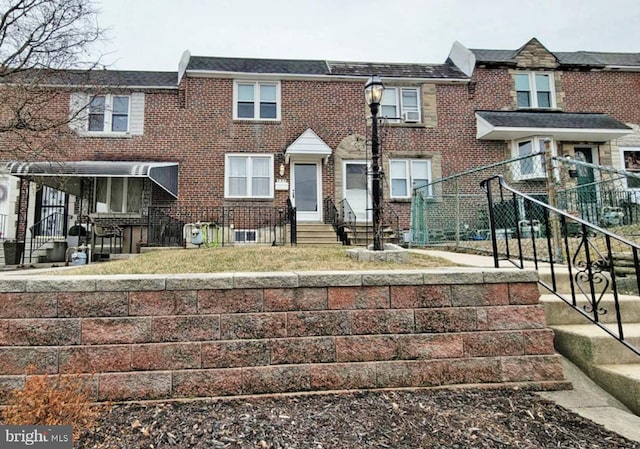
415,248,640,442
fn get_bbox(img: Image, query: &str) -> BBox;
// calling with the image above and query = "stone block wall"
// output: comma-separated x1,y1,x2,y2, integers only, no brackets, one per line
0,268,568,402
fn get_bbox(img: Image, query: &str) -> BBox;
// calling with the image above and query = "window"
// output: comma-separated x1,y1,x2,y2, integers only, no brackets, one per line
234,230,257,243
511,137,552,180
622,148,640,192
88,95,130,132
515,72,554,108
225,154,274,198
94,177,143,213
389,159,432,198
380,87,421,123
234,81,280,120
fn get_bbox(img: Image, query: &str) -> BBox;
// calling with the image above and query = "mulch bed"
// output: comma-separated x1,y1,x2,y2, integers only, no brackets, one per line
78,388,639,448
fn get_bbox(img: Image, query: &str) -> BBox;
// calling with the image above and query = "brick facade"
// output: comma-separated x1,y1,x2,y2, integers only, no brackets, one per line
0,269,568,402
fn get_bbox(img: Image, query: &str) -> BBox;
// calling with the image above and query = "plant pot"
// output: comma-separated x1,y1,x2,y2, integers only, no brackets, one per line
3,241,25,265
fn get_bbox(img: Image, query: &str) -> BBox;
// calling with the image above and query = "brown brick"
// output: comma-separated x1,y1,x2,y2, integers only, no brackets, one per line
287,311,350,337
375,360,445,388
220,313,286,339
390,285,452,309
310,363,376,390
415,308,477,333
486,305,547,330
4,318,80,346
0,347,58,375
335,335,400,362
522,329,556,355
0,293,56,318
501,355,564,382
130,290,197,316
58,292,128,317
59,345,132,373
442,358,502,385
202,340,269,368
199,289,263,313
270,337,335,365
151,315,219,342
463,332,524,357
264,288,327,312
400,334,464,360
350,310,414,335
242,365,311,394
131,343,201,370
328,286,389,309
98,371,172,401
452,284,509,307
82,318,151,344
172,368,243,398
509,283,540,305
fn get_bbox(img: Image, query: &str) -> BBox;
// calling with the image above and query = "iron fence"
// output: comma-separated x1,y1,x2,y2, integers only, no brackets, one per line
147,204,292,248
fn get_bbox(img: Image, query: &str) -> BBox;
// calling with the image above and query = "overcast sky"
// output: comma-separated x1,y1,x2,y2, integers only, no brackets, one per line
94,0,640,72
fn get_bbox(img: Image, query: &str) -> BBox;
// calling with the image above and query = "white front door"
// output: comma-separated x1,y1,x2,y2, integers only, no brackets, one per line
343,161,371,222
292,162,322,222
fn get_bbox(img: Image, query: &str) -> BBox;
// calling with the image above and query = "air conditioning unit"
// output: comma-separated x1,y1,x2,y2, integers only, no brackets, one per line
402,111,420,123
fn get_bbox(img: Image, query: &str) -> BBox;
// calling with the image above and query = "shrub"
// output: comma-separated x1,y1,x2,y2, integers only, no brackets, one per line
1,368,103,441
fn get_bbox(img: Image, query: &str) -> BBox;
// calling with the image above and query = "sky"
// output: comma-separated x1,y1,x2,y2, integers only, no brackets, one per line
94,0,640,72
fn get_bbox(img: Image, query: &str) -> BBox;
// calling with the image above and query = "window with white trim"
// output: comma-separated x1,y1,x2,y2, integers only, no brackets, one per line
88,95,130,132
225,154,274,198
511,137,552,180
234,81,280,120
94,177,143,213
515,72,554,108
380,87,421,123
622,148,640,193
389,159,432,198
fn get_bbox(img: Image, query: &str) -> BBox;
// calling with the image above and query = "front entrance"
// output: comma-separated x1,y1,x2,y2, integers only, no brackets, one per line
343,161,371,222
34,185,68,237
292,162,321,222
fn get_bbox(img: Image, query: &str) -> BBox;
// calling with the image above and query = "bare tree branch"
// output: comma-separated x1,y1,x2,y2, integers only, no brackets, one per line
0,0,105,160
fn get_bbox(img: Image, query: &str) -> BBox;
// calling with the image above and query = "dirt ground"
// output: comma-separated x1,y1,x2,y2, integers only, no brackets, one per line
78,388,639,449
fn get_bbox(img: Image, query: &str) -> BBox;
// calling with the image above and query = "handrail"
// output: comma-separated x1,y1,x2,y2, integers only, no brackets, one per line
481,174,640,357
28,211,65,262
286,198,297,246
324,197,348,245
339,198,357,245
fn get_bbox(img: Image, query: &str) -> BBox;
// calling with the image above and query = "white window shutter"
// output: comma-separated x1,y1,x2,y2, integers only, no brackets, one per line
68,92,88,133
129,92,145,135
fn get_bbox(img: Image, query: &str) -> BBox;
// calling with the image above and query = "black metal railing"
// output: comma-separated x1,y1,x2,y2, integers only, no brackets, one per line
147,204,291,248
324,197,349,245
28,212,66,262
481,175,640,357
340,198,357,244
286,198,296,246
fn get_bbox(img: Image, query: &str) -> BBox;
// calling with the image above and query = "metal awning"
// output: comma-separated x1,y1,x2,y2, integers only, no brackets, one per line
6,161,179,197
476,110,632,141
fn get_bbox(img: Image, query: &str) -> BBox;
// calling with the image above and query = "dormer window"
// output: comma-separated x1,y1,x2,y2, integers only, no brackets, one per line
515,72,554,109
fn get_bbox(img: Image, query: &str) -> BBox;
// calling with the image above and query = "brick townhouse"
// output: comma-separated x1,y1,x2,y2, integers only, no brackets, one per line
0,37,638,259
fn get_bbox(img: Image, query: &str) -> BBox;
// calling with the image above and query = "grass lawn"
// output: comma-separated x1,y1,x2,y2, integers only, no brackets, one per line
61,246,455,275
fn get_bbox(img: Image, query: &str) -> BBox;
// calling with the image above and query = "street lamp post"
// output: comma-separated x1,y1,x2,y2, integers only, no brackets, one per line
364,75,385,251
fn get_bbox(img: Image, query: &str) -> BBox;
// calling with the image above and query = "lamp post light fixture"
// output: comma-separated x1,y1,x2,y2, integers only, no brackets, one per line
364,75,385,251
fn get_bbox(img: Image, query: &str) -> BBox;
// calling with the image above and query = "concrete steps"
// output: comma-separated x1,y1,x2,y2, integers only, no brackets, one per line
542,292,640,414
294,223,341,246
344,225,399,246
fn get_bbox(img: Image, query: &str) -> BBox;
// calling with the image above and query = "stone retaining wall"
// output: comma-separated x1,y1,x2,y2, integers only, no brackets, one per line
0,268,568,402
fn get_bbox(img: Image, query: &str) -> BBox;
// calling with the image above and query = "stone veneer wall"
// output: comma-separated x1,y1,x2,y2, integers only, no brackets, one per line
0,268,568,403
